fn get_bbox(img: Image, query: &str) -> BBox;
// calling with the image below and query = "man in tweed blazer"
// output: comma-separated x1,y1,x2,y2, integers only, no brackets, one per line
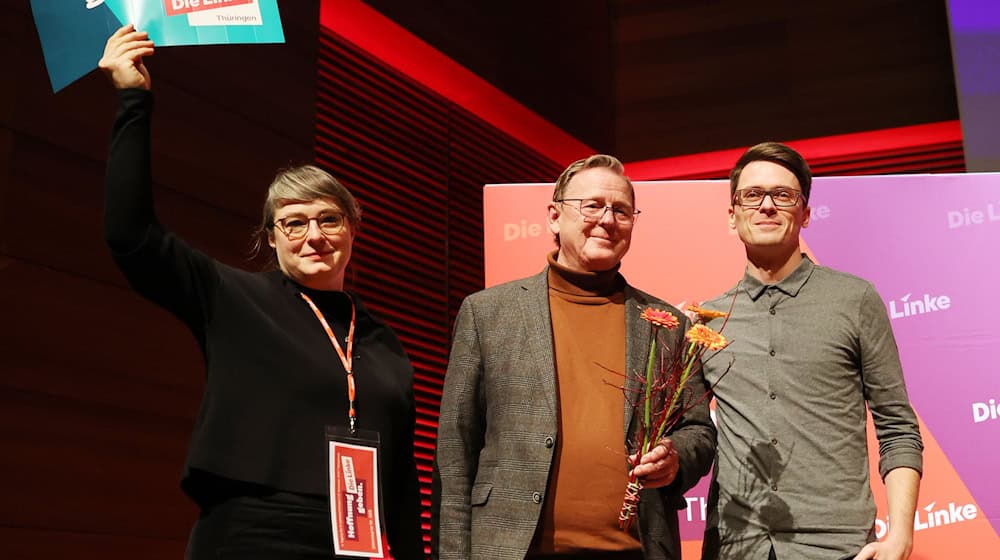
432,155,716,560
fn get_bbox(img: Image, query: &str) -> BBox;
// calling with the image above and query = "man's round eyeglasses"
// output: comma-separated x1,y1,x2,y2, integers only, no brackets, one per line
555,198,640,224
272,213,346,240
733,188,803,208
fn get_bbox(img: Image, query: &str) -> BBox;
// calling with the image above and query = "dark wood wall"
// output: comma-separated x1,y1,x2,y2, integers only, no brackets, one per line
364,0,959,161
364,0,617,153
1,1,320,557
613,0,959,160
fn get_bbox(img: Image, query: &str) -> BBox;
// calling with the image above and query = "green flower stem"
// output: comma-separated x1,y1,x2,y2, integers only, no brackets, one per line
654,346,700,443
642,327,658,456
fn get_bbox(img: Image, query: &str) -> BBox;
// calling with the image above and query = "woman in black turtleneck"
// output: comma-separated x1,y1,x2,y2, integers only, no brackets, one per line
99,25,421,559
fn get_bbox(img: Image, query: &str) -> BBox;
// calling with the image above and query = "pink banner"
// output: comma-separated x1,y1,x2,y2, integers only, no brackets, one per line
484,173,1000,558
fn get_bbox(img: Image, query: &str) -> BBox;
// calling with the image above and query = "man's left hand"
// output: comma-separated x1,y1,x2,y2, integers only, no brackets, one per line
852,536,912,560
628,438,679,489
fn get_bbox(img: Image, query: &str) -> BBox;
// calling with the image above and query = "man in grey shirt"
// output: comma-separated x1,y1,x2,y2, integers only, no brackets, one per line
699,142,923,560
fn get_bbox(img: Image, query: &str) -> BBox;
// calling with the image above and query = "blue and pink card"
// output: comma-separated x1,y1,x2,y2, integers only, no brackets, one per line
31,0,285,92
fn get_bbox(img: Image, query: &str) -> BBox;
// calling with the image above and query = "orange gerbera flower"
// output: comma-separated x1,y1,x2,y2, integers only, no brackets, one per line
685,324,728,350
687,305,729,321
640,307,679,330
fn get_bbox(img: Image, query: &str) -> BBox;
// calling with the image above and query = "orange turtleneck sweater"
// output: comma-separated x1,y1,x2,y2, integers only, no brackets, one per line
529,251,642,554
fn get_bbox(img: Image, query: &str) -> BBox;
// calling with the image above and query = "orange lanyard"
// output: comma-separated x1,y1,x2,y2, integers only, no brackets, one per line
300,292,358,434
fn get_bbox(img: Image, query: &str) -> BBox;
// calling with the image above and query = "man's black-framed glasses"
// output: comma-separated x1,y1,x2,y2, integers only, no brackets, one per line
555,198,641,224
272,213,346,240
733,188,803,208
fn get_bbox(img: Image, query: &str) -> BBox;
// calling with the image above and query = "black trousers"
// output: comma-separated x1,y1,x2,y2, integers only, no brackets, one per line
186,491,334,559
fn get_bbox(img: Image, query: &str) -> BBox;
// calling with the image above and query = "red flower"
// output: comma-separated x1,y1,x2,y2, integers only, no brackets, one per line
640,307,679,330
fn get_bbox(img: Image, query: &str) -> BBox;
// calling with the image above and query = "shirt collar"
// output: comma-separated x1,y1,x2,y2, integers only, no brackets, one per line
740,254,815,301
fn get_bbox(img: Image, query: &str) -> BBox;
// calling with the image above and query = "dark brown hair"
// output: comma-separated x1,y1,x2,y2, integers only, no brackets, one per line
729,142,812,204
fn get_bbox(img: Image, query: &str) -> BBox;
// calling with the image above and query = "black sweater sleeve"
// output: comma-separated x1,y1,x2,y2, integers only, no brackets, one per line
104,88,219,338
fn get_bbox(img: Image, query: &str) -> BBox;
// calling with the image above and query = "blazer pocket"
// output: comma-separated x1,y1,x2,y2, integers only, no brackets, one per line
470,482,493,506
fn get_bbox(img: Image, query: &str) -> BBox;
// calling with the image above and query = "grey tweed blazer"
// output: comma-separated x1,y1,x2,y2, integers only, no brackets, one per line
432,269,716,559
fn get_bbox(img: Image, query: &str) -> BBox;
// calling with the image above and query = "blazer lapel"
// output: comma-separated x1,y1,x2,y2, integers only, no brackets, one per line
517,269,558,416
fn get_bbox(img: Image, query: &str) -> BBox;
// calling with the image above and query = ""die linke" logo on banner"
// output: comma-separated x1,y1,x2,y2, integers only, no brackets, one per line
875,501,979,539
504,220,545,241
888,292,951,320
165,0,254,17
973,398,999,424
947,203,1000,229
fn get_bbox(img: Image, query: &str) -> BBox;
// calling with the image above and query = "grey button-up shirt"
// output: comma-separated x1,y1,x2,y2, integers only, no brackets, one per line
700,256,923,560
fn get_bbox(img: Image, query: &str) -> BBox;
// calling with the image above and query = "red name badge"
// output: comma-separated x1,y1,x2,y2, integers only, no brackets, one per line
328,429,390,558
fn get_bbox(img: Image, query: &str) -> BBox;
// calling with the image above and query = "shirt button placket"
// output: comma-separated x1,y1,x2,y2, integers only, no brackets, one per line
767,293,777,356
766,292,780,481
766,290,779,405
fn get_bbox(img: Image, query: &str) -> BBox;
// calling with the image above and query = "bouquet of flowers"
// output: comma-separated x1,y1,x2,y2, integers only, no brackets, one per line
618,304,731,531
